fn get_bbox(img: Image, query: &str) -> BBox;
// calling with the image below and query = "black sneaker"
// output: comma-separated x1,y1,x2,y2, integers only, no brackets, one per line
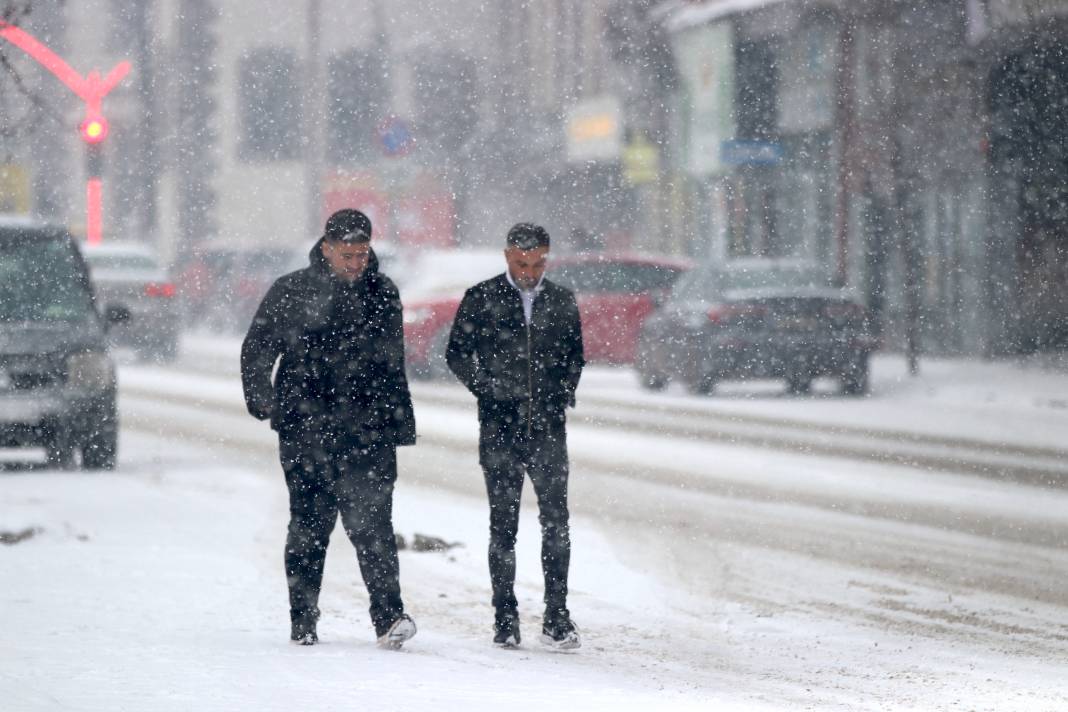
290,620,318,646
493,614,521,648
377,613,417,650
540,615,580,650
290,607,320,645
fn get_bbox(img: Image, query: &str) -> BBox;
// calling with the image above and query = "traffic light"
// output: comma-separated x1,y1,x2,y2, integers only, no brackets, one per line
80,115,109,145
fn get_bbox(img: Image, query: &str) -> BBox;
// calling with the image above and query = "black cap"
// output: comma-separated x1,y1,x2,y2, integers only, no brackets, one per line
506,223,550,250
323,208,372,243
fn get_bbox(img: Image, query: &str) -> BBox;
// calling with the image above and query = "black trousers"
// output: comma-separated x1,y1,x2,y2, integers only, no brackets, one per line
480,424,571,623
279,436,404,637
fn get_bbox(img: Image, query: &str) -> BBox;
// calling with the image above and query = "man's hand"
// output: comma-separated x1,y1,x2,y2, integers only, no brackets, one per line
248,401,275,422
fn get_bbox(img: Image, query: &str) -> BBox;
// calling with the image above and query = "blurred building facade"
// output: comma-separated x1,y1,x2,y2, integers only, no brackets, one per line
2,0,502,261
653,0,1068,356
3,0,1066,355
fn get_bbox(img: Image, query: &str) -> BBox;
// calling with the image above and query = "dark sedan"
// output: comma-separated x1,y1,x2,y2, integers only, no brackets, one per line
81,243,180,361
636,264,878,396
1,216,125,468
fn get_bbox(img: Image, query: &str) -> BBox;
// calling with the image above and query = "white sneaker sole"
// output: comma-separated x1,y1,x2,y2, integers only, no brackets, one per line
539,632,581,651
377,617,417,650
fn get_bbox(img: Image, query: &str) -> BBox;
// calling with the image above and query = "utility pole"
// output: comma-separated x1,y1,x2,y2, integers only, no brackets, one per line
304,0,325,238
888,9,921,376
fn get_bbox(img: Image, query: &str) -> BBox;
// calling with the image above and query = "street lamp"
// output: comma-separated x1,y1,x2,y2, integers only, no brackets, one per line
0,22,130,245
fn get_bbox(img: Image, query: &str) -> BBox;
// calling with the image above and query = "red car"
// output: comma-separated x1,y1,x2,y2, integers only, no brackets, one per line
402,249,504,379
550,252,692,364
402,250,692,378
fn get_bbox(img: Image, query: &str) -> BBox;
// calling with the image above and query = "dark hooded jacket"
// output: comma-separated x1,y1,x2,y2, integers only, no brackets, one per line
240,239,416,449
446,273,584,441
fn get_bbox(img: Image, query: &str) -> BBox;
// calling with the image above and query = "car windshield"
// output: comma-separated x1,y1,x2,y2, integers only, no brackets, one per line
0,237,96,323
551,262,684,294
673,265,830,302
84,253,159,271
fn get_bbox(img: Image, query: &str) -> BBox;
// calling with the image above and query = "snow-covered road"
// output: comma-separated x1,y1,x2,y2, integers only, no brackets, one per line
3,338,1068,710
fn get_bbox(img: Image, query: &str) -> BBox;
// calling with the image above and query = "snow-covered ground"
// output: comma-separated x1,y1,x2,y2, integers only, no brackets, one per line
2,432,735,712
3,335,1068,710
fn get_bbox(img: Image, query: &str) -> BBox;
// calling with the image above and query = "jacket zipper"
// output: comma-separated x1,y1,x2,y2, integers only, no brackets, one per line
526,306,533,439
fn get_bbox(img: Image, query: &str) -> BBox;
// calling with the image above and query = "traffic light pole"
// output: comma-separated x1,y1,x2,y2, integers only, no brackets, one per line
0,22,130,244
85,145,104,246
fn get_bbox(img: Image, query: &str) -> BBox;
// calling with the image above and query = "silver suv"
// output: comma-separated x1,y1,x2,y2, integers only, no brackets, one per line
0,216,126,469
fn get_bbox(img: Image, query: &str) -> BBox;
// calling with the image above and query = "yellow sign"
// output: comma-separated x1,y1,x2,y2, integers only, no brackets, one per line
570,114,618,143
623,137,660,186
0,164,31,213
566,96,623,162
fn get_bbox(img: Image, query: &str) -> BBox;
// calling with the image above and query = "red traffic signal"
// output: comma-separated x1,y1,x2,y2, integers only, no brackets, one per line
79,116,108,144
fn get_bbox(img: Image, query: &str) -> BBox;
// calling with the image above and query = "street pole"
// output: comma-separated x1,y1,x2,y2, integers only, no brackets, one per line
885,8,920,376
834,15,858,288
304,0,325,238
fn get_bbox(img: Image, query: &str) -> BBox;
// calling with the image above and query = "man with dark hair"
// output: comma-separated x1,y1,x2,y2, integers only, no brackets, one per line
240,208,417,649
446,222,585,650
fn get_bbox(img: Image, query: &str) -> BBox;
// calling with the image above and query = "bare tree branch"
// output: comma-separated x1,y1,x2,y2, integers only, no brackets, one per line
0,1,70,147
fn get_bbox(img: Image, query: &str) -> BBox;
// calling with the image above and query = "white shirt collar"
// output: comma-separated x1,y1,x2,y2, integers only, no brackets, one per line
505,269,544,294
505,270,544,324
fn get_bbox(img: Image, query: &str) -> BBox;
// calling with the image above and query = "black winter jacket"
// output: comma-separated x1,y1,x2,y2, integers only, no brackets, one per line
446,273,584,435
240,240,416,449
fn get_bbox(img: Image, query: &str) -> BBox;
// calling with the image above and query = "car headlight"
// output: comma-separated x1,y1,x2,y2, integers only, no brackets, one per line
403,307,432,326
66,352,115,391
682,311,708,331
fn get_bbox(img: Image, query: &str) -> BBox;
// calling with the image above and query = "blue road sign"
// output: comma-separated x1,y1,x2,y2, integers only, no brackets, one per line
377,117,414,157
721,140,784,166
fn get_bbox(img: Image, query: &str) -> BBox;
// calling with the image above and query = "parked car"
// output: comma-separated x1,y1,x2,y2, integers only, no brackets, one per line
81,242,180,361
549,252,692,364
635,262,878,396
401,249,692,378
0,215,127,469
402,249,505,379
179,246,296,333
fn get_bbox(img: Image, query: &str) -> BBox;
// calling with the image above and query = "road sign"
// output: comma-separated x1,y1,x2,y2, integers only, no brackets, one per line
377,116,414,157
721,140,784,166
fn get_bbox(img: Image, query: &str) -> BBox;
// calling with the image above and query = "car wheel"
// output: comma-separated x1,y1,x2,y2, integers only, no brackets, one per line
638,369,669,391
786,374,812,395
155,336,180,363
687,374,716,396
407,358,432,380
425,328,453,380
45,428,77,469
407,359,431,380
82,417,118,471
636,352,669,391
841,354,870,396
635,335,669,391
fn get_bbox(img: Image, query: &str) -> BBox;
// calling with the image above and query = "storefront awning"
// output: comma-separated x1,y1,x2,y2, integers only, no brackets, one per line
659,0,791,32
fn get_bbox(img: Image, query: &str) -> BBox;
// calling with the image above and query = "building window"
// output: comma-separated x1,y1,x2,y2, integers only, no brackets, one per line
735,38,779,141
327,49,386,166
238,47,301,162
413,52,479,155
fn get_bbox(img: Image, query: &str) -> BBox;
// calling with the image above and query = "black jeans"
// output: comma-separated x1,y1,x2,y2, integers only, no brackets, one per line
480,424,571,623
279,436,404,637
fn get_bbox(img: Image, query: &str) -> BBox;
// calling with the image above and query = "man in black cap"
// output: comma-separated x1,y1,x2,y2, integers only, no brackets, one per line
446,222,585,650
241,208,417,649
